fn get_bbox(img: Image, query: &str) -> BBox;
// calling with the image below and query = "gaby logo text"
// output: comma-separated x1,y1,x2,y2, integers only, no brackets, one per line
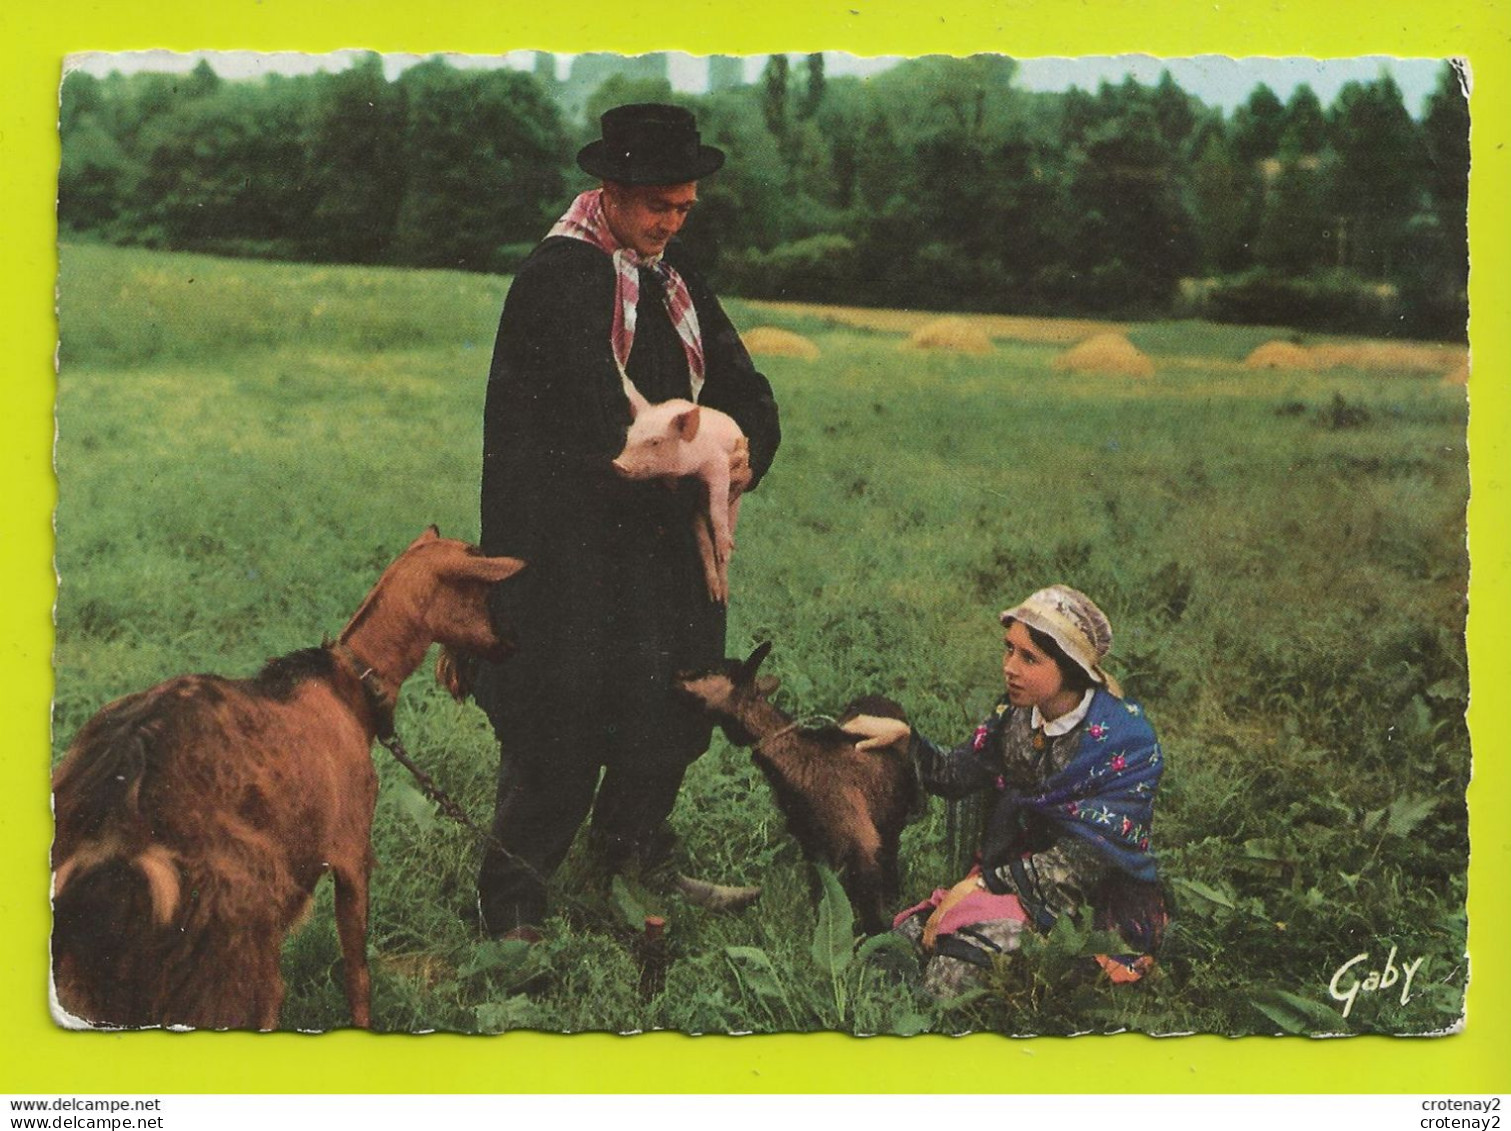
1328,945,1425,1018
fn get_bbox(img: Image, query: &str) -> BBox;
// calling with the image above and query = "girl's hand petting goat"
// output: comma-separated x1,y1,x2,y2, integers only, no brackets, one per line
840,714,913,753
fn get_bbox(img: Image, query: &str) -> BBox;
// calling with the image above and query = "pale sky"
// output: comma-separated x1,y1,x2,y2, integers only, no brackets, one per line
67,49,1454,119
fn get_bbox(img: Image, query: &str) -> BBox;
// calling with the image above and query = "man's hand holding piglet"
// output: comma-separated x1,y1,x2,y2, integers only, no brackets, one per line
729,435,753,495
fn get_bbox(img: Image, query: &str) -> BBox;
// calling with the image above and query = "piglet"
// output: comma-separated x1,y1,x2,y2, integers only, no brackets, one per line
611,376,748,603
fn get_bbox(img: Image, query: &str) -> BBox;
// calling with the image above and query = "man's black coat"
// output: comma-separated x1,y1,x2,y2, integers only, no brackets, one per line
475,236,781,773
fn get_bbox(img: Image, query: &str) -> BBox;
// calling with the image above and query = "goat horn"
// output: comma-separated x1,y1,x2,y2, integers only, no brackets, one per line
739,641,773,682
672,873,763,913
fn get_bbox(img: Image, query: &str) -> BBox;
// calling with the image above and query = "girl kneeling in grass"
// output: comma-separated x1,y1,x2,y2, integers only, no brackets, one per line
843,585,1169,997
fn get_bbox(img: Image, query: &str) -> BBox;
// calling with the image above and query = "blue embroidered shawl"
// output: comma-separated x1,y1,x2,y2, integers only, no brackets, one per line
1019,689,1162,882
917,688,1168,950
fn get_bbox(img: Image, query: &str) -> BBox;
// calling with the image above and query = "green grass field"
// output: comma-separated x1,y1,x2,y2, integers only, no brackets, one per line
53,242,1470,1036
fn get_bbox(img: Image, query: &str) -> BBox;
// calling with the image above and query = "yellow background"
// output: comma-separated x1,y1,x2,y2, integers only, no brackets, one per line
3,0,1506,1094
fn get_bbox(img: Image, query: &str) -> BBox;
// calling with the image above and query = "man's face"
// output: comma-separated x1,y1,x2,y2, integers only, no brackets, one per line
603,181,698,258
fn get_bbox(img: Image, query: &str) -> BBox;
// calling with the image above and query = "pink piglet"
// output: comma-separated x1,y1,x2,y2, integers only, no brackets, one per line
611,376,748,603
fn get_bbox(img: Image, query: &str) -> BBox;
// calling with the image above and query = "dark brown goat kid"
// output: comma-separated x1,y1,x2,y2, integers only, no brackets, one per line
674,642,918,934
51,527,526,1030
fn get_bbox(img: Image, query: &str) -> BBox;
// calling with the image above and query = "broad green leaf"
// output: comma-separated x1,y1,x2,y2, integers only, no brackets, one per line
809,864,855,977
885,1009,934,1036
932,986,989,1012
1081,928,1135,957
474,995,540,1032
1425,677,1465,702
1243,838,1294,863
724,945,786,1003
1252,989,1349,1034
1044,911,1086,959
1273,989,1350,1026
457,938,534,978
1399,696,1434,739
1251,998,1308,1034
1172,877,1236,910
855,930,917,965
610,875,650,930
387,780,437,832
1385,794,1438,838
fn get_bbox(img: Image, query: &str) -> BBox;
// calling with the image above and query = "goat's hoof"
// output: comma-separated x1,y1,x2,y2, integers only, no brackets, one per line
494,925,545,945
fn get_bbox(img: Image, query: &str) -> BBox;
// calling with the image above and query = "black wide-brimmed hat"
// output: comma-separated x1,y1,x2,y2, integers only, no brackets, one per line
577,103,725,185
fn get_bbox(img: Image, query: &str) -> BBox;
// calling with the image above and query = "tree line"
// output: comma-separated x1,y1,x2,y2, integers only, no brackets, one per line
59,54,1469,339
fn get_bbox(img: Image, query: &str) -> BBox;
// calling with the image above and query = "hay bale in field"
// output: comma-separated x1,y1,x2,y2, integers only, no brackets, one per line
1244,340,1317,370
741,326,821,359
1311,342,1453,374
1052,333,1155,378
902,316,994,355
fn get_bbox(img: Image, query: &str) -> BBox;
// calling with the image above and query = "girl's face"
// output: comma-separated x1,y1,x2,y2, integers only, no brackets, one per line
1002,620,1075,715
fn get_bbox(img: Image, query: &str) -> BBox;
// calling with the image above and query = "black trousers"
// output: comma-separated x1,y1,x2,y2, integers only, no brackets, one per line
467,530,721,936
475,733,692,936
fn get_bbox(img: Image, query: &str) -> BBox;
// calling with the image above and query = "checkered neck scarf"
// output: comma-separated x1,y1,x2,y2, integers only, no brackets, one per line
546,189,706,402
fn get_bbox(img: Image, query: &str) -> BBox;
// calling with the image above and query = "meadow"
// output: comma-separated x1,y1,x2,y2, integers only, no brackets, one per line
53,242,1470,1037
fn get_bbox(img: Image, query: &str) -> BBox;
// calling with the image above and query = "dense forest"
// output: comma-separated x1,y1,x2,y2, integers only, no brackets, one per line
58,53,1470,338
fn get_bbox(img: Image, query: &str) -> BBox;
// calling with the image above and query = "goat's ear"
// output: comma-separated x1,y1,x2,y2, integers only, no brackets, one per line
468,555,528,584
739,640,773,682
754,674,781,697
411,525,442,550
675,406,701,441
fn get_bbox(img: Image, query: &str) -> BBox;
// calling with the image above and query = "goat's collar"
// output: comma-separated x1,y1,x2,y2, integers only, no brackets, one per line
749,720,803,754
329,638,397,739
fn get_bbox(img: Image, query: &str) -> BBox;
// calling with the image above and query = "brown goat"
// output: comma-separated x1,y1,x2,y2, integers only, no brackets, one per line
50,527,526,1030
673,642,918,934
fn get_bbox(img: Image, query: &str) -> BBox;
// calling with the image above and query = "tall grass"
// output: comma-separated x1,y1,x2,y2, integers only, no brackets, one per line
53,243,1469,1036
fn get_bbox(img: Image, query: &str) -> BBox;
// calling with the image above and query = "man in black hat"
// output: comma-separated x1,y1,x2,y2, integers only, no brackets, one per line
471,104,781,939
